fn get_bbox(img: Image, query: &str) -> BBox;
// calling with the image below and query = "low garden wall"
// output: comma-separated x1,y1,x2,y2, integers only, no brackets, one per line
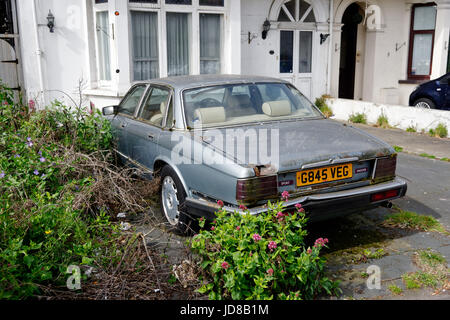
326,98,450,138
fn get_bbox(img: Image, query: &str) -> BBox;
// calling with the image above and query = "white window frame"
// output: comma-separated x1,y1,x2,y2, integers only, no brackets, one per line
128,8,162,81
198,12,224,75
128,0,227,81
93,1,113,88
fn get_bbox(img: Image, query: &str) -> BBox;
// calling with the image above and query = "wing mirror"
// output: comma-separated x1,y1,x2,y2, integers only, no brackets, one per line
102,105,118,116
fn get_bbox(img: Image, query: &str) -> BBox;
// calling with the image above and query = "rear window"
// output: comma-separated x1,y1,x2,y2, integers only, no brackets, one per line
182,82,322,128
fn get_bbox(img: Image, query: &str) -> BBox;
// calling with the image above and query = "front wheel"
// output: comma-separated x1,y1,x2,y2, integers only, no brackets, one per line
160,165,196,235
414,98,435,109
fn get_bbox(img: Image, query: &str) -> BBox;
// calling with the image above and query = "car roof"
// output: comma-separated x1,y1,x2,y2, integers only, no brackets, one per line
135,74,289,90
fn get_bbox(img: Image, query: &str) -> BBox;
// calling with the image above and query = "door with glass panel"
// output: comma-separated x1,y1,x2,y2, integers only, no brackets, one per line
112,85,147,160
127,85,171,171
279,30,314,99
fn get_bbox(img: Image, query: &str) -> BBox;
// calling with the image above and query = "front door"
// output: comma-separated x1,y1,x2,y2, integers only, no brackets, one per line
279,30,314,99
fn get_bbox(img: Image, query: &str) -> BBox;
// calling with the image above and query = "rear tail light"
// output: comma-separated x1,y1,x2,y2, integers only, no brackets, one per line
236,175,278,204
373,155,397,180
370,189,400,202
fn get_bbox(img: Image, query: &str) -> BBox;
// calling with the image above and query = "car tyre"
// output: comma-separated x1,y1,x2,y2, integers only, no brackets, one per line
159,165,197,235
414,98,436,109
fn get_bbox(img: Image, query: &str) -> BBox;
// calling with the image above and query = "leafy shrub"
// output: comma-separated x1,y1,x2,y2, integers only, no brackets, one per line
406,126,417,133
191,201,339,300
433,123,448,138
348,112,367,124
0,82,156,299
376,114,389,128
315,96,333,118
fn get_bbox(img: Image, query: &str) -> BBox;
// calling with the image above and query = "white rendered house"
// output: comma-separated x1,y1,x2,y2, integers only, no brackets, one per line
0,0,449,109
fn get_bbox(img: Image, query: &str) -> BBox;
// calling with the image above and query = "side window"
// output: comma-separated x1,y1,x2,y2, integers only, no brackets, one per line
138,86,170,126
119,86,147,116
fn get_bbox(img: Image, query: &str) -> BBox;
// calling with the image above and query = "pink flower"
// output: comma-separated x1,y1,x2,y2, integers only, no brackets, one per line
252,233,262,242
28,99,35,110
314,237,329,248
221,262,229,270
268,241,277,252
236,226,240,231
276,211,284,219
239,204,247,210
307,248,312,254
282,191,289,201
217,200,224,207
267,268,274,276
211,226,216,231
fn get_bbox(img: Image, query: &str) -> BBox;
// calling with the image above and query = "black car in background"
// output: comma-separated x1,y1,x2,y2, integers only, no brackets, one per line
409,73,450,110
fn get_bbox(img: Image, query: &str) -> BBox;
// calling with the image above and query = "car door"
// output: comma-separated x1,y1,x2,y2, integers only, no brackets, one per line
111,84,147,160
126,85,172,173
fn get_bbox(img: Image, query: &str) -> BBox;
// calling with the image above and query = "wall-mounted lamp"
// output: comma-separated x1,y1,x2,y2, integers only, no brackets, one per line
47,10,55,33
262,19,271,40
320,33,330,45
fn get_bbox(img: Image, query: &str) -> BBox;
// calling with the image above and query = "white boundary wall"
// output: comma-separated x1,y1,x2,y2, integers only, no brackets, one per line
326,98,450,138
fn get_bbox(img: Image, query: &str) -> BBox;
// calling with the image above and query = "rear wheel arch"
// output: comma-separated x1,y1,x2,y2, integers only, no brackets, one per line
153,157,191,198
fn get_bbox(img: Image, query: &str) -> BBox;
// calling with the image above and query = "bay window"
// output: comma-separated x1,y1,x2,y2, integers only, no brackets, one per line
200,13,222,74
408,3,437,79
131,11,160,80
91,0,227,89
166,12,191,76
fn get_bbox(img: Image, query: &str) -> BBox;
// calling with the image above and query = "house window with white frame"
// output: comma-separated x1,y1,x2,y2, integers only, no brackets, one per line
95,10,111,81
92,0,226,86
407,3,437,80
200,13,222,74
131,10,160,80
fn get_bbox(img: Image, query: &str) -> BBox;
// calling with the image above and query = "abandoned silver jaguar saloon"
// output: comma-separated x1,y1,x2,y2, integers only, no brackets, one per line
103,75,407,233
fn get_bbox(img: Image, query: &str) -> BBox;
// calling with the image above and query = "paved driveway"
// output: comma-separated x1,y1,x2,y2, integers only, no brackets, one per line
309,153,450,300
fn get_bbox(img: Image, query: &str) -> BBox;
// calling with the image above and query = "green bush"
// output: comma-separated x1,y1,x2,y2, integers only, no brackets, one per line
315,96,333,118
434,123,448,138
190,201,340,300
0,83,120,298
376,114,389,128
348,112,367,124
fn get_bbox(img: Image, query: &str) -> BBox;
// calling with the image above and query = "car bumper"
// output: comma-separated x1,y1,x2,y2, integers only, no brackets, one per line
180,177,407,222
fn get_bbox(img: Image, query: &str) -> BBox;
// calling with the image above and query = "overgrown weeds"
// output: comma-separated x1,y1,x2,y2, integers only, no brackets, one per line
0,82,180,299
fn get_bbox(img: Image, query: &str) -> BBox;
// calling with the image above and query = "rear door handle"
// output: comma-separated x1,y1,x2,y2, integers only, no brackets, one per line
120,122,127,128
148,133,155,140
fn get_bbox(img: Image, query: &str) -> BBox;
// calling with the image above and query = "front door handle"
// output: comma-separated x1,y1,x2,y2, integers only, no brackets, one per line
148,133,155,140
120,122,127,128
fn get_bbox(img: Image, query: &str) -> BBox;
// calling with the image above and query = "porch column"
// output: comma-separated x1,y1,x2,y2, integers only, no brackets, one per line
431,0,450,79
361,28,384,102
330,23,342,98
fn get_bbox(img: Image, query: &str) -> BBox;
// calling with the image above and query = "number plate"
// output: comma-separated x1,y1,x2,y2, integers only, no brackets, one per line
296,163,353,187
